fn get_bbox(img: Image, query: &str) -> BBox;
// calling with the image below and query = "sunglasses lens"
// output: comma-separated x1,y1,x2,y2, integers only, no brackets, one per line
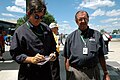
34,14,39,19
34,14,43,19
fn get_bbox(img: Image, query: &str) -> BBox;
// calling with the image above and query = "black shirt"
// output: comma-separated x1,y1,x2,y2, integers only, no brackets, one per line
10,21,56,80
63,28,107,67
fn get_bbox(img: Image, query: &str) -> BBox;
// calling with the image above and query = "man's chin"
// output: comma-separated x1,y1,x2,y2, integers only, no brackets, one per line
34,22,40,26
79,26,87,30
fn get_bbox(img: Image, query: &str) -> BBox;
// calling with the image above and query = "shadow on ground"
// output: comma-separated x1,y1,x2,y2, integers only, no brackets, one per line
0,51,19,70
60,52,120,80
0,61,19,70
100,61,120,80
1,51,120,80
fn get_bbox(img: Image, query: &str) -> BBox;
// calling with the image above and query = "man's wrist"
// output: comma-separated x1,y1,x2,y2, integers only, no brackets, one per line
104,71,108,74
24,57,36,64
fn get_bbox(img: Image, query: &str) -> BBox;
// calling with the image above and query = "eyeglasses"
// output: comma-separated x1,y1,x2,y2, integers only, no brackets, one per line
78,18,88,22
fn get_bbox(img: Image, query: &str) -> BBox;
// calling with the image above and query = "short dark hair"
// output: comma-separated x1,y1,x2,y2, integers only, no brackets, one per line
27,0,46,15
75,10,89,20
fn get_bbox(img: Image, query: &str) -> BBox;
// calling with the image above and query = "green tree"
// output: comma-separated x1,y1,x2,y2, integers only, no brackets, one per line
100,29,105,33
42,11,56,25
16,11,56,28
16,16,26,28
112,29,118,34
118,29,120,34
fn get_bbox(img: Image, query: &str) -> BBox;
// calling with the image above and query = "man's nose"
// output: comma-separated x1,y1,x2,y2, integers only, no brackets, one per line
81,19,85,22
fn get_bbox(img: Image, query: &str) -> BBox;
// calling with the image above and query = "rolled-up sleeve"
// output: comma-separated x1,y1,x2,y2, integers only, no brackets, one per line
10,32,27,63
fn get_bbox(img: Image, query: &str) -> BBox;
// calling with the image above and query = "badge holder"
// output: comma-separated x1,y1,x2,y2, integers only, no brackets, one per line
83,47,88,55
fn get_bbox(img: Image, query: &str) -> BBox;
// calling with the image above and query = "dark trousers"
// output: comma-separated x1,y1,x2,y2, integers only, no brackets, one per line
0,46,1,56
18,63,52,80
0,45,4,57
50,57,61,80
66,65,100,80
104,41,109,52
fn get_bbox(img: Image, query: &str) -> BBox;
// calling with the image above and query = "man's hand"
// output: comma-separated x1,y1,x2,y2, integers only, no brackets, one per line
65,58,70,71
49,52,56,61
103,72,110,80
31,53,45,64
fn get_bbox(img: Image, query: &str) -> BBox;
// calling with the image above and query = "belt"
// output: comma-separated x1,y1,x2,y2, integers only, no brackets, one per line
79,67,90,70
71,64,97,70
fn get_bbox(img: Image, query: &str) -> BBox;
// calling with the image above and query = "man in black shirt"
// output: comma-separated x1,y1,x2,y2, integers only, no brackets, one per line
10,0,58,80
63,10,110,80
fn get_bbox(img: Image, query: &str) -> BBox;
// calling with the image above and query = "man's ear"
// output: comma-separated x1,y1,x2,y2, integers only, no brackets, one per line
27,11,31,16
87,18,89,23
75,19,78,24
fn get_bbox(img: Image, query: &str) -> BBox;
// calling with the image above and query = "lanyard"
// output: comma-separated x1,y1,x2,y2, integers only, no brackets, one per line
26,21,44,31
80,36,87,47
26,22,44,36
78,29,87,47
26,22,30,28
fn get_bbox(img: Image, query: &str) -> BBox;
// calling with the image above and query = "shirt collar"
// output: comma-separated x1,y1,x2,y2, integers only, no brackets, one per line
78,26,89,35
27,21,34,28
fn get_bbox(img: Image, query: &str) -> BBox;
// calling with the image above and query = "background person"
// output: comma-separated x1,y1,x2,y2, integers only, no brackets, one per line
5,35,11,46
10,0,58,80
59,33,64,45
49,22,61,80
63,10,110,80
0,30,5,61
102,32,112,52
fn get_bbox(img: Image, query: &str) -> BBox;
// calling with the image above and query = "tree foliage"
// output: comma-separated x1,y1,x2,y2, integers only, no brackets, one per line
16,11,56,28
100,29,120,34
42,11,56,25
112,29,119,34
100,29,105,33
16,16,26,28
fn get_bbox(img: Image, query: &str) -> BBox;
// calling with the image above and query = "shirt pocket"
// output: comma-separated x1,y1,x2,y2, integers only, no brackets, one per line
88,41,97,53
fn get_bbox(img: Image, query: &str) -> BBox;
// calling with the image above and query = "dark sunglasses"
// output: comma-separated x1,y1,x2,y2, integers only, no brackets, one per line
34,14,44,20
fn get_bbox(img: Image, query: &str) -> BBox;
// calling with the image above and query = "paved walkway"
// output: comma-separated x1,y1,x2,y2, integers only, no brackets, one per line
0,41,120,80
104,41,120,80
60,41,120,80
